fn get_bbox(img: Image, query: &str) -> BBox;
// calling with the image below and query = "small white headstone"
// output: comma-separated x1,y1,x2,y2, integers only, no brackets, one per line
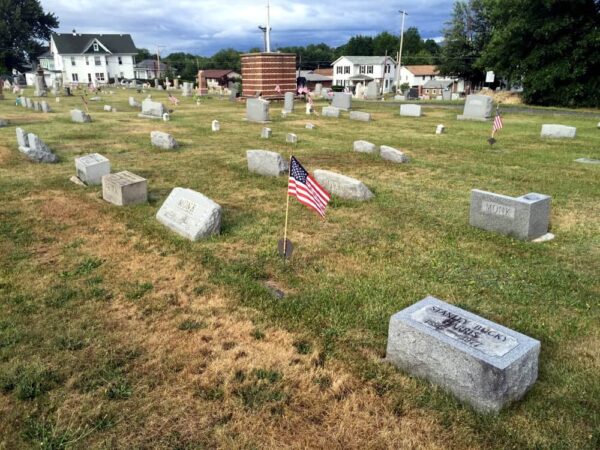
436,124,445,134
156,187,222,241
261,127,272,139
212,120,220,132
102,171,148,206
75,153,110,185
286,133,297,144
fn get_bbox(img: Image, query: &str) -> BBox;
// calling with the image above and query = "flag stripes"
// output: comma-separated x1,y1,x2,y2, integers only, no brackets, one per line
287,156,330,217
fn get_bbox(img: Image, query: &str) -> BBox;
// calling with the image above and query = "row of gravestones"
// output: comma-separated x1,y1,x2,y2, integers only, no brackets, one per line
12,96,558,414
16,97,51,113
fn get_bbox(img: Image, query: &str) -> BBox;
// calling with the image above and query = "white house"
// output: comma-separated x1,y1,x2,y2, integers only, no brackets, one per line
331,56,397,93
43,31,137,85
399,65,465,95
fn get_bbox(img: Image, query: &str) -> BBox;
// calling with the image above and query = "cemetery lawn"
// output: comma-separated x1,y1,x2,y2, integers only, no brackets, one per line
0,90,598,449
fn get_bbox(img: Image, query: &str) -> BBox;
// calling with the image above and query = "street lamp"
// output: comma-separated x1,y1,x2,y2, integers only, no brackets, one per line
395,10,408,90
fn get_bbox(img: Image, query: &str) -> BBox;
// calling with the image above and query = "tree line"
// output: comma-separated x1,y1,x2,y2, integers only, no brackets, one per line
2,0,598,107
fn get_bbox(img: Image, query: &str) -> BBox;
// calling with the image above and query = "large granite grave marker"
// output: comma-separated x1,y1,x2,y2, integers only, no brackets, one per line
313,170,373,201
150,131,178,150
246,98,270,123
457,95,493,121
380,145,409,163
71,109,91,123
353,140,377,154
469,189,551,241
156,187,222,241
365,81,379,100
16,128,58,163
400,104,422,117
75,153,110,185
386,296,540,413
138,98,166,119
102,171,148,206
283,92,295,113
247,150,288,177
322,106,340,118
540,124,576,139
349,111,371,122
331,92,352,111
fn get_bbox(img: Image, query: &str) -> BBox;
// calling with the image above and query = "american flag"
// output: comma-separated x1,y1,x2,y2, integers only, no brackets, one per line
288,156,330,218
492,108,503,134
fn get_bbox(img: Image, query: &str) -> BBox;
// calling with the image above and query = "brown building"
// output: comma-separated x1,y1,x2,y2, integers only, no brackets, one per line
241,52,296,99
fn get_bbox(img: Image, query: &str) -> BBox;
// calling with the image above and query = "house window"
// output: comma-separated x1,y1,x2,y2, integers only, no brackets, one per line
344,66,350,74
72,73,78,82
94,56,101,66
359,65,366,74
367,65,373,74
71,57,76,66
93,43,99,51
118,56,123,65
336,66,342,74
119,72,124,78
385,65,390,74
87,73,92,82
95,73,105,81
85,57,89,65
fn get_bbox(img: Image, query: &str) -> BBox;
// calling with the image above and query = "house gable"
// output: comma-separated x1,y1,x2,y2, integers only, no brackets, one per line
82,38,112,54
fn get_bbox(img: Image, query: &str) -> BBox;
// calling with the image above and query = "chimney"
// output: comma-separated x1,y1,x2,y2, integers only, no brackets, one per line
72,29,76,36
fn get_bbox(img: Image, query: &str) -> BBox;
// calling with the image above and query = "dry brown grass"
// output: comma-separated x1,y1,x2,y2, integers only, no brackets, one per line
5,190,467,449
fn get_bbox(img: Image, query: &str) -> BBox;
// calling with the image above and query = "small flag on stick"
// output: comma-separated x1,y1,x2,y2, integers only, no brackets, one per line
280,156,331,260
488,106,503,145
287,156,330,217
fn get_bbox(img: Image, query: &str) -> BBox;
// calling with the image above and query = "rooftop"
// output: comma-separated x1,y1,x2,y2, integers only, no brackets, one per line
404,65,439,76
52,32,137,54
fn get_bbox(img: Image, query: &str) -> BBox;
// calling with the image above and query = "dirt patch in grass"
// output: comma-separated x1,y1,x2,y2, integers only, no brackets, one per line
10,191,458,449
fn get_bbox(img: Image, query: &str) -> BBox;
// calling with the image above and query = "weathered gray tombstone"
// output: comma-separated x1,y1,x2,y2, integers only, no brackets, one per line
353,140,377,154
305,123,316,129
103,105,112,112
229,87,238,102
138,98,166,119
156,187,221,241
246,150,288,177
442,89,452,101
365,81,380,100
322,106,340,118
380,145,410,163
150,131,178,150
349,111,371,122
25,98,33,109
211,120,220,132
321,88,331,99
102,171,148,206
331,92,352,111
246,98,270,123
181,82,193,97
40,101,51,113
283,92,295,113
0,119,8,127
33,101,41,111
386,296,540,414
75,153,110,185
128,96,141,108
540,124,577,139
436,124,445,134
16,128,58,163
313,170,373,201
457,95,493,121
71,109,92,123
286,133,298,144
314,83,323,95
33,65,47,97
20,97,27,108
400,104,422,117
469,189,551,241
261,127,272,139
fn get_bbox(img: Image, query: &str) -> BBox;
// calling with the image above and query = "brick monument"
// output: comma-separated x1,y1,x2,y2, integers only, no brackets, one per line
241,52,296,99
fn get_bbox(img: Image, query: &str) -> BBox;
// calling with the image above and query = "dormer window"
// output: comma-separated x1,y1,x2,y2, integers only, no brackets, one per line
93,43,99,52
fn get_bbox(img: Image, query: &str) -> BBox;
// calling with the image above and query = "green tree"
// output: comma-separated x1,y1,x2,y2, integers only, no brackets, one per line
437,0,490,84
209,48,241,72
135,48,151,63
480,0,600,107
0,0,59,71
373,32,399,58
339,35,374,56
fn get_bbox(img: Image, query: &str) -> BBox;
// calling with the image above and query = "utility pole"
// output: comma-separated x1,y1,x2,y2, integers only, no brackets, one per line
155,44,165,79
266,0,271,52
395,10,408,90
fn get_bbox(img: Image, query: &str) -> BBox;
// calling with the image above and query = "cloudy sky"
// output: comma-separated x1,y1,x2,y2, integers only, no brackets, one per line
42,0,455,56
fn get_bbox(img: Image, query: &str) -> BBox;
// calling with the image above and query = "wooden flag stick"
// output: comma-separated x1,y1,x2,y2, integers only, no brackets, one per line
282,156,292,258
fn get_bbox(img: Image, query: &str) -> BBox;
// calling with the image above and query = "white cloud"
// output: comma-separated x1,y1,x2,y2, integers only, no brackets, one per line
41,0,454,55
